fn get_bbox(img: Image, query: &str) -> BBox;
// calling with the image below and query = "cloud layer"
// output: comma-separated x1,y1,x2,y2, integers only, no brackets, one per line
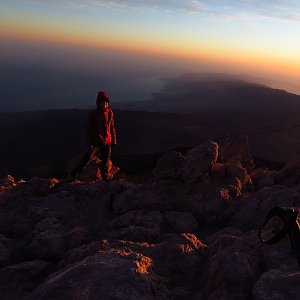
21,0,300,22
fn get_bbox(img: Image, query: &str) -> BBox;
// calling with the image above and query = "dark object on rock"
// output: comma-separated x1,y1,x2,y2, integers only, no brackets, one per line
259,206,300,267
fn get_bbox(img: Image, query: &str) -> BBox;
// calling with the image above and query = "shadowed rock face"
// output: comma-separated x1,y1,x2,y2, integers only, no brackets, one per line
253,269,300,300
0,135,299,299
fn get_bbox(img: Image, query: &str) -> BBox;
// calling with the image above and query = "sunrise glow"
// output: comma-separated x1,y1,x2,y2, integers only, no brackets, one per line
1,0,300,106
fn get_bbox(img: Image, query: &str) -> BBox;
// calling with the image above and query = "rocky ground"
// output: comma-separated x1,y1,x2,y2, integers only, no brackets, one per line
0,134,299,300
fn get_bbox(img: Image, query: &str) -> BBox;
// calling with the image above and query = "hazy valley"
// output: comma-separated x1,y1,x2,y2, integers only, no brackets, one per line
1,75,300,179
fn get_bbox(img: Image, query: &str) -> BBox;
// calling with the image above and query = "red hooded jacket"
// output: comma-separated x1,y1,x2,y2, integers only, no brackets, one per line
87,107,117,146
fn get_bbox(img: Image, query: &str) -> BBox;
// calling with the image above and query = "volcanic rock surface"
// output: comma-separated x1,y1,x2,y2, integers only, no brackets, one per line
0,134,299,299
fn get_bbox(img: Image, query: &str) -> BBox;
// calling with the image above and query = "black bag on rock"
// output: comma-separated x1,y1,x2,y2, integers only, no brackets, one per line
260,206,300,267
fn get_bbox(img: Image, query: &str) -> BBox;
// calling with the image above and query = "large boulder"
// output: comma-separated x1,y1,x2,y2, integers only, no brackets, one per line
23,177,58,197
28,218,66,260
0,234,14,267
102,211,162,242
219,134,255,173
67,155,120,182
0,260,51,300
274,158,300,186
65,226,91,250
253,269,300,300
26,233,207,300
229,185,300,231
183,140,218,185
57,241,107,270
225,162,253,196
25,245,170,300
164,211,198,233
259,235,299,271
152,151,185,181
111,180,185,215
1,136,300,299
200,229,261,300
250,168,275,190
147,233,207,294
225,162,251,186
185,186,233,225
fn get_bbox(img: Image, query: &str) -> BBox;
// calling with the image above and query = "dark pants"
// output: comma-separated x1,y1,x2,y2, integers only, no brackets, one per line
71,144,111,180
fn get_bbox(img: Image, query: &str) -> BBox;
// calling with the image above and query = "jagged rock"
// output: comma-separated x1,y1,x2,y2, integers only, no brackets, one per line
0,202,36,237
206,227,244,243
110,185,140,214
148,233,207,293
226,162,251,186
211,163,226,180
28,230,66,261
210,160,249,203
253,269,300,299
152,151,185,181
25,245,170,300
25,177,56,196
186,186,233,225
31,217,64,236
65,226,91,250
219,134,255,173
183,140,218,185
0,234,14,267
260,235,299,271
78,159,102,181
229,185,300,231
164,211,198,233
29,206,57,221
200,229,261,300
250,168,275,189
28,218,66,260
0,260,51,300
67,155,120,181
57,234,206,299
80,160,120,181
274,158,300,186
0,175,24,196
102,211,161,242
227,179,243,197
58,241,107,270
111,180,185,215
1,136,300,298
0,175,16,188
0,178,119,243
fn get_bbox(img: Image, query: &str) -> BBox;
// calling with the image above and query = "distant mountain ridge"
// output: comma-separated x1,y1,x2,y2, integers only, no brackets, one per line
113,73,300,118
2,73,300,178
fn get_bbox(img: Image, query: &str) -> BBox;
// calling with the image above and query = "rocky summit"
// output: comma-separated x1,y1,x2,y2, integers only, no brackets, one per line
0,134,299,300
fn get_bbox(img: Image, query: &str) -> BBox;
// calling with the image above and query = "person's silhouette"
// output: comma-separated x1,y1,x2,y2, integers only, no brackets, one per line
71,91,116,182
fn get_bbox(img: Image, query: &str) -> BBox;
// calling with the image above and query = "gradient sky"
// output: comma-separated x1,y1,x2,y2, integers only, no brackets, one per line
1,0,300,111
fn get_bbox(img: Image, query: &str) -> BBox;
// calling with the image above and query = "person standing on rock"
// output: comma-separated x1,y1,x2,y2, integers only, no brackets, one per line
71,91,117,182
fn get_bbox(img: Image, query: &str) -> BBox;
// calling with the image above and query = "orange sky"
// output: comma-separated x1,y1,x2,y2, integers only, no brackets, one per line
1,0,300,95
